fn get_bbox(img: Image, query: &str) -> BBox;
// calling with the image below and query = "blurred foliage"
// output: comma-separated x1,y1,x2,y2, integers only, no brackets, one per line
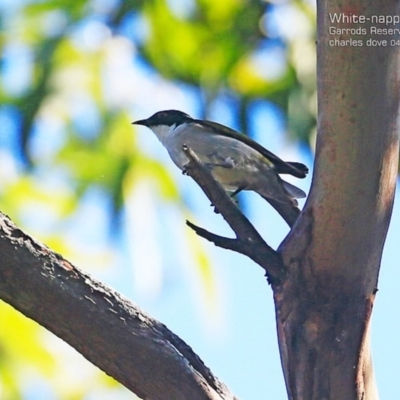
0,301,134,400
0,0,316,398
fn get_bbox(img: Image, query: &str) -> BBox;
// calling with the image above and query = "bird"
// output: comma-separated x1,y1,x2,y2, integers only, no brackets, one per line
132,110,308,227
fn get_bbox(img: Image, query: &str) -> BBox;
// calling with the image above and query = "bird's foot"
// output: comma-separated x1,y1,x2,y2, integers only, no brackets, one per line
210,203,220,214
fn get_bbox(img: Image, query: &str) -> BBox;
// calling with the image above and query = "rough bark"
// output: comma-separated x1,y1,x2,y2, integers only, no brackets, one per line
274,1,400,399
0,213,238,400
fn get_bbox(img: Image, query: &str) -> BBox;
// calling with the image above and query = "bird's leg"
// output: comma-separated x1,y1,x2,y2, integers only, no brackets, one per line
211,188,242,213
226,187,243,208
230,187,243,198
182,154,240,212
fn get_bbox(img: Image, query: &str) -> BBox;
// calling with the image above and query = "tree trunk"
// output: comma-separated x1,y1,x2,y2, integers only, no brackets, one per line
274,1,400,399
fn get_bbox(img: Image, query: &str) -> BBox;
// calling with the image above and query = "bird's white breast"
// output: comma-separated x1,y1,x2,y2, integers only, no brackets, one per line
149,123,194,168
150,124,178,144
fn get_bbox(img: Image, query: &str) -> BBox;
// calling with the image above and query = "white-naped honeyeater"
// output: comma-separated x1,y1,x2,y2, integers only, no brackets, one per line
133,110,308,227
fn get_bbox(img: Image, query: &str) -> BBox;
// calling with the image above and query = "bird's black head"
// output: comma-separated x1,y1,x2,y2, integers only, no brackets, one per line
132,110,192,127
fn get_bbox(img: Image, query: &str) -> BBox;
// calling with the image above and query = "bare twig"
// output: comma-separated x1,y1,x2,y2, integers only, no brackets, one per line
182,145,285,284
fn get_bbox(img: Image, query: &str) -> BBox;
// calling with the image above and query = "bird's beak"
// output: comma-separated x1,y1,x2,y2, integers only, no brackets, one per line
132,119,148,126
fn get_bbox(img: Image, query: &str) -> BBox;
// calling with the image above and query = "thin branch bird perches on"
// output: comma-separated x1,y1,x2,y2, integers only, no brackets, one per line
182,144,286,285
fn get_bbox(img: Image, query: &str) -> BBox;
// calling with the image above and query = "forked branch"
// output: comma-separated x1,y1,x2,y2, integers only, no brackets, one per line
182,144,285,284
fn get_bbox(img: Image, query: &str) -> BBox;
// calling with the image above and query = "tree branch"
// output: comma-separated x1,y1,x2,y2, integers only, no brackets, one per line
0,212,238,400
182,145,285,284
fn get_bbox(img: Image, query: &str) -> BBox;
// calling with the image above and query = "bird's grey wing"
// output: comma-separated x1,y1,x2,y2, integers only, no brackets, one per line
177,125,244,169
195,119,308,178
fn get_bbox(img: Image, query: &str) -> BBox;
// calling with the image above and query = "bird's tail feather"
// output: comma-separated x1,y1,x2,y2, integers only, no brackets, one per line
281,181,306,199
